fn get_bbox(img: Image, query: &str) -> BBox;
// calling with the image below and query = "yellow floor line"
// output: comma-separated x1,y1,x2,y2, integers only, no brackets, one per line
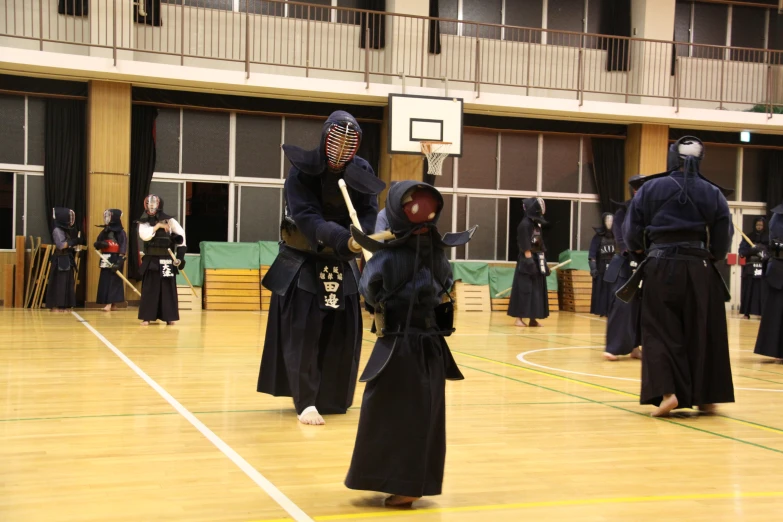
249,491,783,522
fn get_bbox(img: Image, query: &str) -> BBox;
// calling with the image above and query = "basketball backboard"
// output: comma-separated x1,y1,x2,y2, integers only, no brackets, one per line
388,94,463,157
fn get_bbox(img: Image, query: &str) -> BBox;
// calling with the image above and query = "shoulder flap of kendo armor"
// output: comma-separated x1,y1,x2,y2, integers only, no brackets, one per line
343,158,385,195
629,170,734,198
350,224,477,253
281,144,324,176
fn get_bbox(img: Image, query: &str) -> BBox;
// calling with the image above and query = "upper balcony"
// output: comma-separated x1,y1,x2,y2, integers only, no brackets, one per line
1,0,782,120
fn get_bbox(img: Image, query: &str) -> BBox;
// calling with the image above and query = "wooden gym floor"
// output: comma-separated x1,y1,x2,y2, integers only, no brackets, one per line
2,308,783,521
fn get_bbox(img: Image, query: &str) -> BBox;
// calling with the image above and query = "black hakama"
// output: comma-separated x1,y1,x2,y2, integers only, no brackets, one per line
754,284,783,359
590,266,613,317
257,286,361,415
96,255,125,305
740,277,766,317
345,331,462,497
507,268,549,320
138,257,179,322
639,258,735,408
45,264,76,309
605,271,641,356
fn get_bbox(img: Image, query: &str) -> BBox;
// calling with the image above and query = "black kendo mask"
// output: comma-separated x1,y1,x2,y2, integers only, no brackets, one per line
53,207,75,229
324,121,361,171
523,197,547,225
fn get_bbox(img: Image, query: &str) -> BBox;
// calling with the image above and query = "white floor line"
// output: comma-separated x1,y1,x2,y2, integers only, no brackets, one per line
71,312,313,522
516,345,783,393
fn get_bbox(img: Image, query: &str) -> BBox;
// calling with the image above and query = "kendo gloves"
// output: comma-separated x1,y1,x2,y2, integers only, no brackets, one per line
175,246,187,270
67,236,86,248
589,259,598,278
94,240,109,250
110,257,125,273
316,221,356,260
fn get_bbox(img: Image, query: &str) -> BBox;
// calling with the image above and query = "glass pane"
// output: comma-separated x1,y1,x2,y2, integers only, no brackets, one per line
582,139,598,194
467,197,497,260
496,198,507,261
433,157,454,189
438,0,458,36
236,114,282,178
548,0,583,34
0,172,13,249
182,110,230,176
27,98,46,166
186,182,229,253
0,95,25,165
542,135,580,193
439,192,454,235
456,195,466,259
458,130,497,190
579,201,602,250
500,133,538,191
149,181,183,223
741,148,764,203
155,108,181,174
544,199,573,260
25,175,49,242
238,186,282,242
15,173,24,237
287,0,331,21
701,145,737,200
283,118,324,177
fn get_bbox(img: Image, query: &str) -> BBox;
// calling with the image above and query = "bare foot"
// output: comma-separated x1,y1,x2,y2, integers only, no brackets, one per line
102,305,112,312
166,321,176,326
529,319,542,327
603,352,619,361
651,394,679,417
385,495,420,507
776,358,783,364
514,318,527,327
140,321,150,326
698,404,717,415
630,347,642,360
298,407,325,426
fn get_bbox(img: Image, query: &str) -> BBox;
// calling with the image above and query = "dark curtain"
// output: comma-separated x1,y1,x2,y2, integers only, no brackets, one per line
128,105,158,280
591,138,626,213
429,0,441,55
600,0,631,72
765,150,783,220
358,122,381,176
359,0,386,49
44,99,87,240
135,0,163,27
58,0,89,16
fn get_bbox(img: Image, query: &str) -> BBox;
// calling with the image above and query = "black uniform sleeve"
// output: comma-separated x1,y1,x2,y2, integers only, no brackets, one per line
588,234,600,260
355,190,379,236
359,254,385,307
709,190,732,260
118,230,128,256
613,207,627,252
738,238,753,258
624,187,647,252
433,248,454,294
517,220,532,252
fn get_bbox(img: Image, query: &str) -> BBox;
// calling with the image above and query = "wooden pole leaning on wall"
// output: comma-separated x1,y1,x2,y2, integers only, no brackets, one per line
14,236,25,307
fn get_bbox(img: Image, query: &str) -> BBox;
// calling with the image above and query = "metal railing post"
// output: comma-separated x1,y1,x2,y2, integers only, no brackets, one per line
113,0,117,66
766,64,773,120
624,38,633,103
245,5,250,79
306,6,310,77
475,38,481,98
525,32,532,96
365,27,370,88
38,0,44,51
180,1,185,66
718,49,725,110
577,34,584,105
420,18,426,86
675,57,680,113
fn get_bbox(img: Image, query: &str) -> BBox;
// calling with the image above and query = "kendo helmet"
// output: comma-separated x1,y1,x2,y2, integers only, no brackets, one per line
323,111,362,170
53,207,75,229
104,208,123,225
523,197,547,224
144,194,162,216
668,136,704,173
386,181,444,235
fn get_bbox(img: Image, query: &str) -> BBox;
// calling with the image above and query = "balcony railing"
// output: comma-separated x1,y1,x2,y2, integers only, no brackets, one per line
1,0,782,115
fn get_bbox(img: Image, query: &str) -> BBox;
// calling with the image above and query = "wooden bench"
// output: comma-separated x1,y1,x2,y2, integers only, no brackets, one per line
204,269,261,311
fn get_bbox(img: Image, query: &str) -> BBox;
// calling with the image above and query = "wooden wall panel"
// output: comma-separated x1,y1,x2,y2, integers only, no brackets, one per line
2,265,13,307
0,253,16,305
14,236,25,307
378,106,392,208
625,124,668,184
86,81,131,303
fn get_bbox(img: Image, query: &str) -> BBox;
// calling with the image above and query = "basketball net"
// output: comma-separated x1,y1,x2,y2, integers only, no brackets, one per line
421,141,452,176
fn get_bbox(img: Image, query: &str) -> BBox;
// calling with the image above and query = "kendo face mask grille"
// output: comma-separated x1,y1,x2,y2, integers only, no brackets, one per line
325,123,360,170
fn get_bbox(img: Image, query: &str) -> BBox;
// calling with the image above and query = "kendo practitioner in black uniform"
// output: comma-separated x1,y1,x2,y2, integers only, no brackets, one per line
137,195,187,326
589,213,615,317
739,217,769,319
257,111,384,426
46,207,85,312
345,181,475,507
753,206,783,363
622,136,735,417
603,178,644,361
508,198,550,327
94,209,127,311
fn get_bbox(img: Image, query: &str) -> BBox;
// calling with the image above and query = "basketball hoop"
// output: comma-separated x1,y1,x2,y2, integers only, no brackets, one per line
421,141,452,176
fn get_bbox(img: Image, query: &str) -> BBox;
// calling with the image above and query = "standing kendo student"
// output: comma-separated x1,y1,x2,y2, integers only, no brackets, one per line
603,177,644,361
589,212,615,317
739,217,769,319
622,136,734,417
753,205,783,362
507,198,550,327
137,195,187,326
94,209,127,312
47,207,86,312
257,111,384,426
345,181,475,507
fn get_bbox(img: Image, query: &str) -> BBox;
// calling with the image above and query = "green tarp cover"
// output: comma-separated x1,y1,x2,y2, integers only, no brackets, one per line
200,241,261,270
558,250,591,272
450,261,489,286
259,241,280,266
488,265,557,296
176,254,203,287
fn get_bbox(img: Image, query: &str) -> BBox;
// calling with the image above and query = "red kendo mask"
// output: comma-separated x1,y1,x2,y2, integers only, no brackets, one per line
402,189,439,233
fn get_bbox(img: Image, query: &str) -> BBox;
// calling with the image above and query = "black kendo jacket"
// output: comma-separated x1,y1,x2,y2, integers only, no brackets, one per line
263,111,384,297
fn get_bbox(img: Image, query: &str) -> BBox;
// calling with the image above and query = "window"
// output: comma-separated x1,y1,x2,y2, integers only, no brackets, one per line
458,130,497,190
186,182,229,253
579,201,602,250
1,172,47,250
466,196,506,260
0,95,25,165
0,173,12,249
500,133,538,191
541,135,580,193
182,110,230,176
700,144,737,200
235,114,282,179
236,185,283,242
742,147,765,203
